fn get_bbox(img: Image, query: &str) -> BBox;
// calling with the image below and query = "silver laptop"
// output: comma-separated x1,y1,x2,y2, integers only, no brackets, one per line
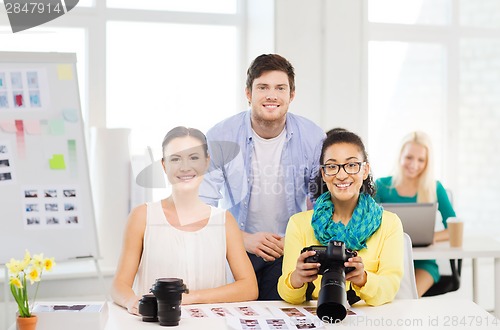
381,203,437,247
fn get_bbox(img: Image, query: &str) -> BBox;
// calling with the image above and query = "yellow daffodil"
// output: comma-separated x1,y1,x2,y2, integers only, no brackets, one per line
6,258,22,276
43,257,56,271
20,250,31,270
7,250,55,318
32,253,44,269
27,268,41,285
9,277,23,289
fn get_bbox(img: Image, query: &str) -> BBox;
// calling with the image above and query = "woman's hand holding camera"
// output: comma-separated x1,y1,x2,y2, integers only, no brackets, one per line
344,256,367,288
290,250,320,289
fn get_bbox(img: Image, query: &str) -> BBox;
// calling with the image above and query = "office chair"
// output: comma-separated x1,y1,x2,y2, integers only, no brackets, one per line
422,259,462,296
422,189,462,297
396,233,419,299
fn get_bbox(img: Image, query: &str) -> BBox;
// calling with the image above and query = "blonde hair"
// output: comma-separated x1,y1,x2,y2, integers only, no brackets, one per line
392,131,436,203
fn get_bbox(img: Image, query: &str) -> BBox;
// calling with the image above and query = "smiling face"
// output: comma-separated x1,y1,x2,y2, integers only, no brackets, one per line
321,142,369,203
246,70,295,125
399,142,427,180
162,136,209,192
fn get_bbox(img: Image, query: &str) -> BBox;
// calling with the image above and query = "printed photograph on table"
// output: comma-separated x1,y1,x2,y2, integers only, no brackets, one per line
240,318,261,330
266,318,288,329
237,306,259,317
280,308,305,318
211,307,233,317
291,317,318,329
186,307,208,318
302,307,316,316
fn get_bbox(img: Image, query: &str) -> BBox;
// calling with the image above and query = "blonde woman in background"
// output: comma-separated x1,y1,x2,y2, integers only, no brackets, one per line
374,131,456,297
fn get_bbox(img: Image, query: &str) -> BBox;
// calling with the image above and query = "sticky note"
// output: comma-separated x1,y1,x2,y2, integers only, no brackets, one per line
0,120,17,133
24,120,42,134
49,154,66,169
49,119,65,135
57,64,73,80
63,109,79,123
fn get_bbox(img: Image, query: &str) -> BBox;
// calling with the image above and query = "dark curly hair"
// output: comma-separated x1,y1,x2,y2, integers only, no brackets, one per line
311,129,376,200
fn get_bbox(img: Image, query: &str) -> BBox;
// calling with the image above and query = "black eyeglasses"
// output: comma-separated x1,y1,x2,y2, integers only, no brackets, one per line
320,162,366,176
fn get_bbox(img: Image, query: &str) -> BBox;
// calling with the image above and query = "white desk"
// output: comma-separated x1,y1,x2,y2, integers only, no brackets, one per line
8,299,498,329
106,299,499,330
412,235,500,317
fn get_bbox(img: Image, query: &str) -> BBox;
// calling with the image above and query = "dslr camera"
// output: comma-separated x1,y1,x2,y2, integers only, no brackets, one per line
301,240,357,323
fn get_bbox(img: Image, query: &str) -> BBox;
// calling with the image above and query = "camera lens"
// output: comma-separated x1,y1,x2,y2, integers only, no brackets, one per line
316,267,348,323
150,278,189,326
138,293,158,322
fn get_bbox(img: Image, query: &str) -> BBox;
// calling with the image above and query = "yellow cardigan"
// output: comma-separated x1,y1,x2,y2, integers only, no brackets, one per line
278,210,404,306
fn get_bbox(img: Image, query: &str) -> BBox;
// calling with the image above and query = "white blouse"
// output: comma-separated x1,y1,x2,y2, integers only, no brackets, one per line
133,201,227,296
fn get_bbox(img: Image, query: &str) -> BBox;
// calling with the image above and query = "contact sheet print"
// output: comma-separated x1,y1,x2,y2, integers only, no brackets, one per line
180,304,362,329
22,185,80,228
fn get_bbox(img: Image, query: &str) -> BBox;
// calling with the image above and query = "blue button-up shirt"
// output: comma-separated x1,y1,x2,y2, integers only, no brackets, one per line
200,110,325,236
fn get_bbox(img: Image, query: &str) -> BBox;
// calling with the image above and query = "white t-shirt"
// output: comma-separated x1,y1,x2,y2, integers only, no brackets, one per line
246,128,287,236
133,201,227,296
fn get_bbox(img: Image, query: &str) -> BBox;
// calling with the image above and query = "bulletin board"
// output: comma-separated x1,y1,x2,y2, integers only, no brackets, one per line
0,52,99,264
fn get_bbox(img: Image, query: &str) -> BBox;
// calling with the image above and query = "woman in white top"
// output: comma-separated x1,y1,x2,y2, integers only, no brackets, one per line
111,127,258,315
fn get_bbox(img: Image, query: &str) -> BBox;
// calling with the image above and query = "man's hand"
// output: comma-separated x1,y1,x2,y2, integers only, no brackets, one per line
243,231,284,261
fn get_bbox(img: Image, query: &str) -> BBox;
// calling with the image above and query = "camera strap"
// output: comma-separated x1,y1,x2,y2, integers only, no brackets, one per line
304,282,361,306
347,284,361,305
305,282,315,301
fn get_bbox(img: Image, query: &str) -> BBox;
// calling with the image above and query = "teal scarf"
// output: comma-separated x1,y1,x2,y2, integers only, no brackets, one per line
311,192,383,250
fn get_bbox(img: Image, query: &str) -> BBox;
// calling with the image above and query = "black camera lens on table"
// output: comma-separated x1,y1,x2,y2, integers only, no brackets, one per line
138,277,189,326
302,240,357,323
138,293,158,322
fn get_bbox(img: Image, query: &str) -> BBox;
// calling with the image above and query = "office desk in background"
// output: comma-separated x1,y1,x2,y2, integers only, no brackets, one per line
413,235,500,317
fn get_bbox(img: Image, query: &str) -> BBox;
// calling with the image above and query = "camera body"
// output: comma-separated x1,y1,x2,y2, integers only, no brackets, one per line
302,240,357,274
301,240,358,323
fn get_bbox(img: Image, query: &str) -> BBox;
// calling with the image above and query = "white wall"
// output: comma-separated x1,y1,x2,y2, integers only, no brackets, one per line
275,0,367,139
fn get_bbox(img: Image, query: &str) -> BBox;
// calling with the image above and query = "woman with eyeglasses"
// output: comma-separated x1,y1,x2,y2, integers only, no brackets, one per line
278,130,404,306
374,131,456,297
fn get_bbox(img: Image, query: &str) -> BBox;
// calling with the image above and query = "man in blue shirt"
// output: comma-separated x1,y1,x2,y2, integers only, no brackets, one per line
200,54,325,300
